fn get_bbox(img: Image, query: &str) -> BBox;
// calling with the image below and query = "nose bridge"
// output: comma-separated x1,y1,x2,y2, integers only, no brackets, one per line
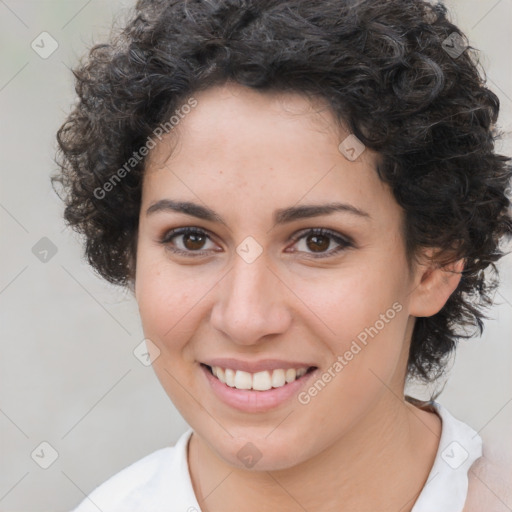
210,251,290,345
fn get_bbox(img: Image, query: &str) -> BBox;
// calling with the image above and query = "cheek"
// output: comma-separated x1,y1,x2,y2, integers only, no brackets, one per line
291,260,409,376
135,251,217,358
135,259,206,406
137,277,192,344
296,271,409,427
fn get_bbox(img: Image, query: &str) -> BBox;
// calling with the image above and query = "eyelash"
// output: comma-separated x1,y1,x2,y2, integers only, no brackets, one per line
159,227,353,259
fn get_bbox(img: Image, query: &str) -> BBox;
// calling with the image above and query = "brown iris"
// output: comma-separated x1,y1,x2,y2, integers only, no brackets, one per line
183,232,207,251
305,234,330,252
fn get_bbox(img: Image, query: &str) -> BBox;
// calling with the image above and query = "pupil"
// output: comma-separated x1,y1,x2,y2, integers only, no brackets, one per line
184,233,205,250
307,234,329,252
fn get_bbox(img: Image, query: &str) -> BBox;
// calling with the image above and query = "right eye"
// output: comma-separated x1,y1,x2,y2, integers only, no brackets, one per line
159,227,220,257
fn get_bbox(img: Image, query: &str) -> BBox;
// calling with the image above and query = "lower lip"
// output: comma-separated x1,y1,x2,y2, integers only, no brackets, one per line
200,364,318,413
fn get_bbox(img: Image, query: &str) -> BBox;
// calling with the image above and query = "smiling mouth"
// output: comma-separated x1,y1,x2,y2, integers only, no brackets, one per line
201,363,317,391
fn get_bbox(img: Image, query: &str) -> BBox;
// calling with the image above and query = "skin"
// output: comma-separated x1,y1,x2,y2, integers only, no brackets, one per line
134,81,464,511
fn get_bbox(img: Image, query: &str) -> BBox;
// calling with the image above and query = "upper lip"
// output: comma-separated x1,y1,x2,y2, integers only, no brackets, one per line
201,358,317,373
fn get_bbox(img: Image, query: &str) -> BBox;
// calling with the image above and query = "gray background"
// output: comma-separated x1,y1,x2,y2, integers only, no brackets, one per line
0,1,511,510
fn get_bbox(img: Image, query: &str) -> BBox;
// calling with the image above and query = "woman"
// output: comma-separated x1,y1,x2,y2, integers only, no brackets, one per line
54,0,512,510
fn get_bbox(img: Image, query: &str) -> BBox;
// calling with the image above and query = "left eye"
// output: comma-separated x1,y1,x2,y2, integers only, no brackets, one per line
160,227,352,258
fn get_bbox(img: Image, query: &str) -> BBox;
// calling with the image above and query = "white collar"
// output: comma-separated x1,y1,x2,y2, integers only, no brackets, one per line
411,401,482,511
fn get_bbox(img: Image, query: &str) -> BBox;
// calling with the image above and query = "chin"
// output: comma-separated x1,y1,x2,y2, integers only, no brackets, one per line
204,425,314,472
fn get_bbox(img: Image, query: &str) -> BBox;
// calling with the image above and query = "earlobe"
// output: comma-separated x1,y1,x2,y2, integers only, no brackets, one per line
409,253,465,318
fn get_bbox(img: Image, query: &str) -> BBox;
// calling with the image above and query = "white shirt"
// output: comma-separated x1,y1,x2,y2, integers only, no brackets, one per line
71,402,483,512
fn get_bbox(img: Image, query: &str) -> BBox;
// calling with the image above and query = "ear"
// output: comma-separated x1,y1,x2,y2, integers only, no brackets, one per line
409,250,465,318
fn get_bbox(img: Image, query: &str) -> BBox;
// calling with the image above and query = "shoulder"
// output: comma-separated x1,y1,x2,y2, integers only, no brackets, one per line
69,428,201,512
463,436,512,512
71,446,175,512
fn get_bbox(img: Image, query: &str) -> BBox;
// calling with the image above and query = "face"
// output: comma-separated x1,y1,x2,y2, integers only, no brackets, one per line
135,82,420,471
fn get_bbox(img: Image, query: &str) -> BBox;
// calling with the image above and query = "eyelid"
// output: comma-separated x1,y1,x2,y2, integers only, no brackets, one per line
160,226,216,244
159,226,220,254
288,227,354,247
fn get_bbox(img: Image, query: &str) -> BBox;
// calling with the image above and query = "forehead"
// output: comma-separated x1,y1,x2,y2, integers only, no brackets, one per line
148,82,345,166
142,82,397,226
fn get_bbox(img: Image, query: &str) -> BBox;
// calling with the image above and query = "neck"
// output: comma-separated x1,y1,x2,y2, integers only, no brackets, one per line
188,396,441,512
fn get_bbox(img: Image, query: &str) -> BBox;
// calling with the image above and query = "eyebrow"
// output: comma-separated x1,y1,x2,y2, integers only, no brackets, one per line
146,199,371,225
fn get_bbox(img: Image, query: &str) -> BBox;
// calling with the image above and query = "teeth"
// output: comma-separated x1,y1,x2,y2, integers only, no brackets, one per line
285,368,296,383
210,365,311,390
225,368,235,387
296,368,307,378
271,369,286,388
234,370,252,390
252,371,272,391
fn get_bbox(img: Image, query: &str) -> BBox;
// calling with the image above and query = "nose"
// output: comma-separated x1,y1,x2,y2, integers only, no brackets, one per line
210,252,292,346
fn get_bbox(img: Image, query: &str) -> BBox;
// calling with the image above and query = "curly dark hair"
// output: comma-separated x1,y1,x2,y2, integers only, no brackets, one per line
53,0,512,383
